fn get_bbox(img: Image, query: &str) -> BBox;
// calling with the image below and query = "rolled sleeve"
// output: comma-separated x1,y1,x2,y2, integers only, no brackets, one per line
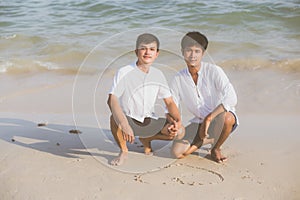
221,83,237,112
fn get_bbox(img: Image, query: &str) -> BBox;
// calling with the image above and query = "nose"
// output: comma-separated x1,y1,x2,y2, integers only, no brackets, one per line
190,50,196,58
145,48,150,54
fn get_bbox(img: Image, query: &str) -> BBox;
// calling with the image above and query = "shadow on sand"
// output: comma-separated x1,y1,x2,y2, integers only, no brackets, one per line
0,118,178,173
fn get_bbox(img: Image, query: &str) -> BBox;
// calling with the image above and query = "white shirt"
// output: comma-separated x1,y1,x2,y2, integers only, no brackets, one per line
109,62,171,122
171,62,238,123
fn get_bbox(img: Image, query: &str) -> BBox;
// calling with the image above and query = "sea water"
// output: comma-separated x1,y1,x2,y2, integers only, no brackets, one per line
0,0,299,114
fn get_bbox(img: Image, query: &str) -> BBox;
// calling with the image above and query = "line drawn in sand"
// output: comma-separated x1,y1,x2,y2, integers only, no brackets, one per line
134,162,224,186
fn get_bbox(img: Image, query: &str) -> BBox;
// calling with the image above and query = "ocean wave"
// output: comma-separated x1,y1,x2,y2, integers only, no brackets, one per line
218,58,300,73
0,59,82,75
1,57,299,76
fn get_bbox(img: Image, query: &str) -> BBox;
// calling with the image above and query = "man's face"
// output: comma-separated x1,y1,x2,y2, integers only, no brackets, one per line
182,45,204,68
136,42,159,65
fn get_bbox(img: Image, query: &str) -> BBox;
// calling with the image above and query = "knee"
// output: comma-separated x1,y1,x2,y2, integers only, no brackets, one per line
224,112,235,127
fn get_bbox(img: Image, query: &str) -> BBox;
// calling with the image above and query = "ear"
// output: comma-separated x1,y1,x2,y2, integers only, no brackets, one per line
156,50,160,57
135,49,138,56
181,48,184,56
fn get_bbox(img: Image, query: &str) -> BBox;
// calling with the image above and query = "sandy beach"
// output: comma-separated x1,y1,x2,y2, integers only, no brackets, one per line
0,73,299,200
1,1,299,198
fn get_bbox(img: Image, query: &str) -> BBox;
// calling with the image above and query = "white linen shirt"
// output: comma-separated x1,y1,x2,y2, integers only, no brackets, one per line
171,62,237,124
109,62,171,123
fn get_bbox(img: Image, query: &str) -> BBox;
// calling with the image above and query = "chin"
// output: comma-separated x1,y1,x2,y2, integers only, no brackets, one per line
143,59,153,64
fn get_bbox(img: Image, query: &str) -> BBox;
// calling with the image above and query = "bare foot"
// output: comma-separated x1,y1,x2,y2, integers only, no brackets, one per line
211,148,227,163
139,137,153,155
110,151,128,166
171,139,190,158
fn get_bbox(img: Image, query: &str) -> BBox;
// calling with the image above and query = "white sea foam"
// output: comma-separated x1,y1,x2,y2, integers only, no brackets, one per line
0,60,12,73
34,61,61,71
1,34,17,40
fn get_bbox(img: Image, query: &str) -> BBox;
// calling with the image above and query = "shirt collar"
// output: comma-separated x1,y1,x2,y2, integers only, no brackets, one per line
184,63,203,76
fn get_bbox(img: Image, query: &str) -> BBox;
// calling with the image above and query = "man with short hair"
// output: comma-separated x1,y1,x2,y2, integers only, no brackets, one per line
170,31,238,163
107,33,184,166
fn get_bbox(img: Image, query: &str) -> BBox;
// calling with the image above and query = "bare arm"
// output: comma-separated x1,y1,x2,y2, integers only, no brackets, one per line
107,94,134,143
199,104,225,139
164,97,181,123
164,96,182,136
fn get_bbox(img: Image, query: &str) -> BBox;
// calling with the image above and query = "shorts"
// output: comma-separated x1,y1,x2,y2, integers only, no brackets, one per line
126,116,167,138
183,111,238,143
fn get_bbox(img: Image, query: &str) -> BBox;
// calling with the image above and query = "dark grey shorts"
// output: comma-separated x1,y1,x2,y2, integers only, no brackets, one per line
126,116,167,138
183,111,238,143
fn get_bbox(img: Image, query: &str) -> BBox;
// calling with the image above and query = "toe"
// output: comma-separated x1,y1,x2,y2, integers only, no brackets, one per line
220,156,227,162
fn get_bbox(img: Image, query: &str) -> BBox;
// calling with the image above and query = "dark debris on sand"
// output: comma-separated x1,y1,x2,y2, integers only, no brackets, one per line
37,123,47,127
69,129,82,134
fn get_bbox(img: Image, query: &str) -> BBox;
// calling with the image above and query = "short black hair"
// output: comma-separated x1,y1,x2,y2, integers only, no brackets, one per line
181,31,208,51
136,33,160,51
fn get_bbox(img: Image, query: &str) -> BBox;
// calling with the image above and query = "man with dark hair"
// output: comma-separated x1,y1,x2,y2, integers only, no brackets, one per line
107,33,184,166
181,31,208,50
170,31,238,163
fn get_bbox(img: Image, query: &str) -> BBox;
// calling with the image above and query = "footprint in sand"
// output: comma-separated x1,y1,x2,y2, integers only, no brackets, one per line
240,169,263,185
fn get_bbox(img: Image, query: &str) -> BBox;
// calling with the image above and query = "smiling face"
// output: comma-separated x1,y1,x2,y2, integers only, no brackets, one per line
182,45,204,69
135,42,159,66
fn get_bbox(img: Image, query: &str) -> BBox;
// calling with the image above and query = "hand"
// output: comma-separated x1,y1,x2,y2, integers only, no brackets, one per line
169,116,181,135
168,120,184,140
167,123,178,138
120,124,135,144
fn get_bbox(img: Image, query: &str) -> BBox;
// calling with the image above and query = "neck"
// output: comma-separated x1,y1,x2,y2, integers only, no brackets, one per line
187,63,201,85
136,61,151,73
188,63,201,75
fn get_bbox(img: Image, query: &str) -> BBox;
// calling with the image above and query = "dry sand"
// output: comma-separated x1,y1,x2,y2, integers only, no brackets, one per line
0,74,299,200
